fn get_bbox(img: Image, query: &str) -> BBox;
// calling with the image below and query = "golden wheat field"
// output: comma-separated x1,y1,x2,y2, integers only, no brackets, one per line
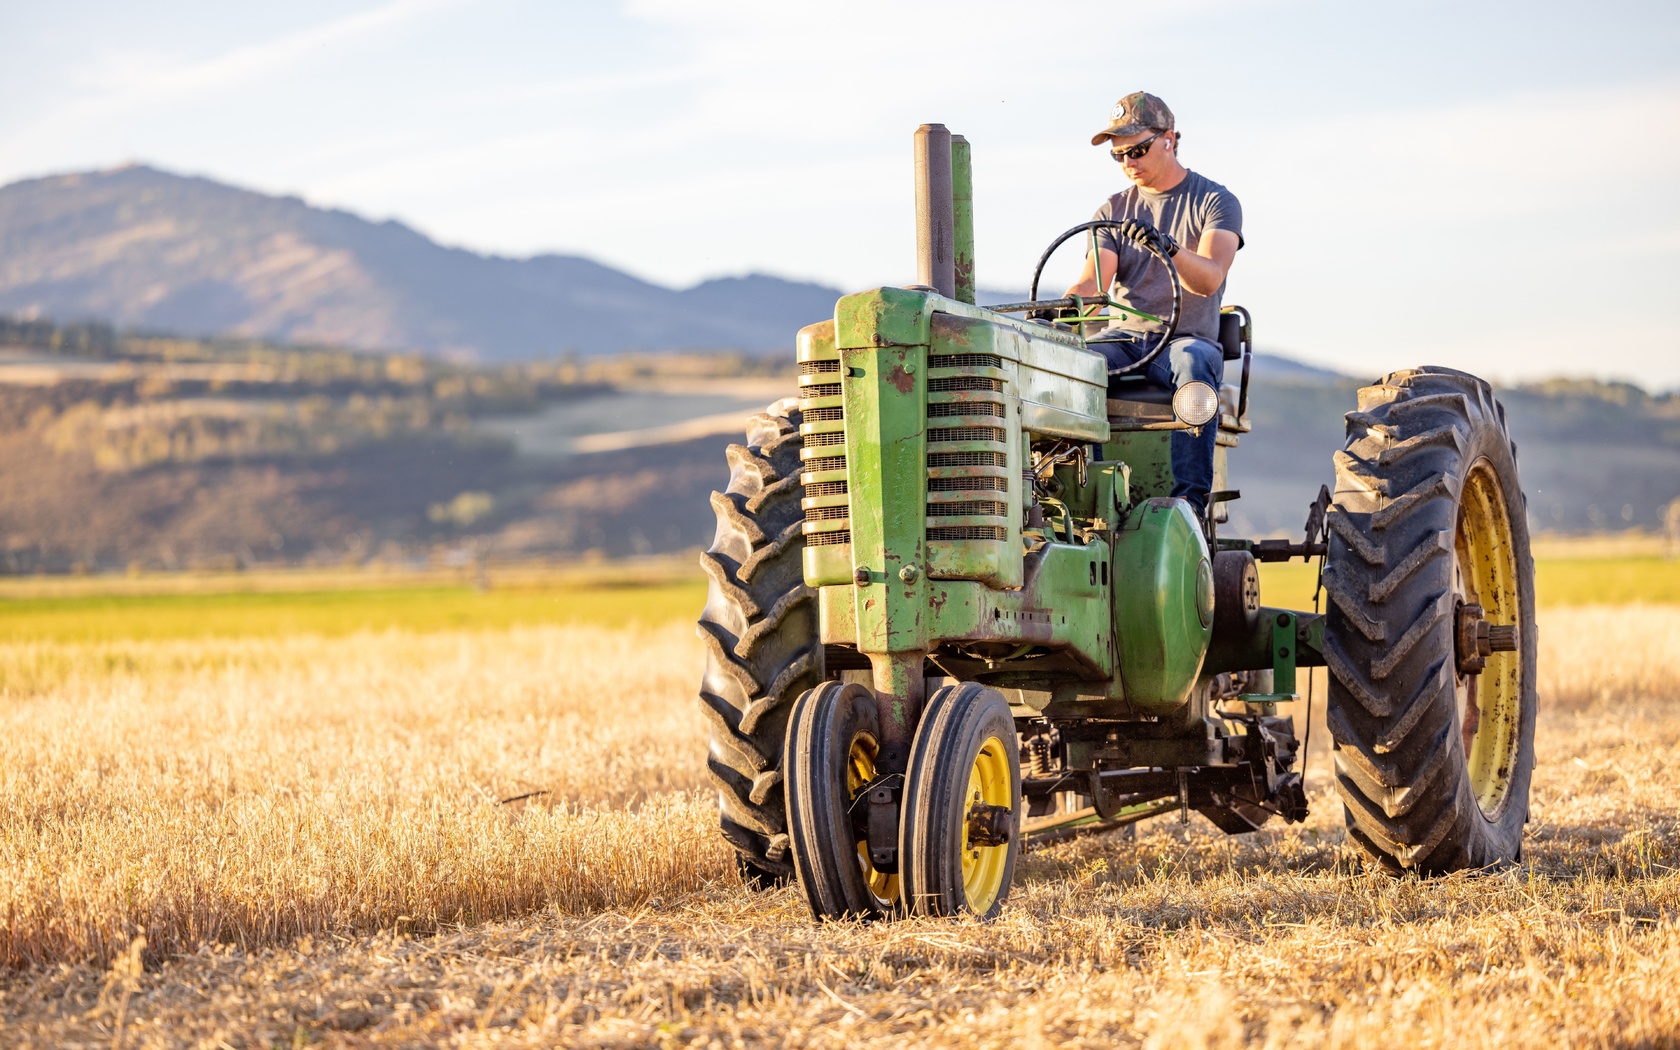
1,582,1679,1047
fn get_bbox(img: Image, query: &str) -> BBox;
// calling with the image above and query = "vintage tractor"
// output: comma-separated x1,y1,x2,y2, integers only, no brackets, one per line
698,125,1537,919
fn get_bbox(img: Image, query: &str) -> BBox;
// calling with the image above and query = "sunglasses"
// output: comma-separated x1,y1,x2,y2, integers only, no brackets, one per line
1110,130,1166,163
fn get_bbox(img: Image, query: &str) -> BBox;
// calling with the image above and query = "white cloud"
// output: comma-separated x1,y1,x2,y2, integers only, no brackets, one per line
0,0,458,158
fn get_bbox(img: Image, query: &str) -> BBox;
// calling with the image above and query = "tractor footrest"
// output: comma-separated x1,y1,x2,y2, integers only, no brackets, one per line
1237,692,1299,704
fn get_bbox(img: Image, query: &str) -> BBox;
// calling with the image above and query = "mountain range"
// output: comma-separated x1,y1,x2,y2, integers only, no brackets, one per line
0,165,846,361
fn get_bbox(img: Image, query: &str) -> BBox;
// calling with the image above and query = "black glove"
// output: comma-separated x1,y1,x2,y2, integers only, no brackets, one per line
1115,219,1178,258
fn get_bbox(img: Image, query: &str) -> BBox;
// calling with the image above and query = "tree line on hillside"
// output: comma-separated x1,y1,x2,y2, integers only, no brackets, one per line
0,313,799,474
0,315,119,357
0,313,1675,572
0,314,790,572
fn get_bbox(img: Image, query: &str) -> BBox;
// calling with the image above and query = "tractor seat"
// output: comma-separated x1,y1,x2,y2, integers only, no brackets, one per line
1105,374,1176,423
1105,375,1175,404
1100,309,1249,422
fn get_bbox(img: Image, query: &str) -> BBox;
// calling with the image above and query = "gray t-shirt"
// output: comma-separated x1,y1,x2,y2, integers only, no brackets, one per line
1091,170,1243,343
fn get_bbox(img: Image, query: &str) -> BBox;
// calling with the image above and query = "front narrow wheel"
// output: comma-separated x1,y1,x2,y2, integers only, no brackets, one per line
899,683,1021,919
785,682,898,919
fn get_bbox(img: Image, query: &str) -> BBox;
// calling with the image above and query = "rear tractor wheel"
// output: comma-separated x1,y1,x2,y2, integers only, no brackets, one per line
899,683,1021,919
1323,367,1537,873
697,399,822,886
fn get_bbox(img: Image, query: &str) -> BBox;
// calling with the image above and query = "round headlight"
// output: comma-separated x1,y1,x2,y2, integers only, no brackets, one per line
1172,381,1220,427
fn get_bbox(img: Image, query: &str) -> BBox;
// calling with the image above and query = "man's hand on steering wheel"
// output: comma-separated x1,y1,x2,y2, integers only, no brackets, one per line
1115,219,1178,259
1026,217,1183,375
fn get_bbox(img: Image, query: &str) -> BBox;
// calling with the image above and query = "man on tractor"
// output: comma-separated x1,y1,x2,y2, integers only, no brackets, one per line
1064,91,1243,519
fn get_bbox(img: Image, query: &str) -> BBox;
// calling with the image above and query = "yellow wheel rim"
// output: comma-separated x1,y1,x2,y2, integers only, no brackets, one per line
960,735,1013,915
1454,459,1523,818
845,731,898,906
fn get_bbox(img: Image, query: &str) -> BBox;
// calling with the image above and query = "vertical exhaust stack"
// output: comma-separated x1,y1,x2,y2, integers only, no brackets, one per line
913,124,955,299
951,134,975,305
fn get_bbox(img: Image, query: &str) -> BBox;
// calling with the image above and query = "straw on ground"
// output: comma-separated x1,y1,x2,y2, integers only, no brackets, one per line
1,605,1677,1047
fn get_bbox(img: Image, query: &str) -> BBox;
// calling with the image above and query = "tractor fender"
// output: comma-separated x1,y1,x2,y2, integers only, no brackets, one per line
1111,498,1214,712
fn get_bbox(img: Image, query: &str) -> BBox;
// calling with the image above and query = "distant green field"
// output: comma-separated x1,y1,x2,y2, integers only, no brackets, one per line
0,555,1671,644
1258,556,1680,613
0,581,708,643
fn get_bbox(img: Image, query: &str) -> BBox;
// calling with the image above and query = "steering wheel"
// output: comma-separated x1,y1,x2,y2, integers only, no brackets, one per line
1025,220,1183,377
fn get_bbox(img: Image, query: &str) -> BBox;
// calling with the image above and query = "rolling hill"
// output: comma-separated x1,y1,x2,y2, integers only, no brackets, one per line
0,165,843,361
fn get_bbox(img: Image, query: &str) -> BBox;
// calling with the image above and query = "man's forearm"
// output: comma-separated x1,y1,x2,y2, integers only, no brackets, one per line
1072,250,1219,297
1069,234,1235,300
1173,249,1225,297
1175,229,1240,297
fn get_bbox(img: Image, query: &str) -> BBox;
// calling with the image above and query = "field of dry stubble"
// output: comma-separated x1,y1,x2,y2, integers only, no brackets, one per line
2,593,1679,1048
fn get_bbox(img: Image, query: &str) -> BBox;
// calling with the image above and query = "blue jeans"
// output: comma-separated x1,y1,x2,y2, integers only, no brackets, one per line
1097,335,1224,518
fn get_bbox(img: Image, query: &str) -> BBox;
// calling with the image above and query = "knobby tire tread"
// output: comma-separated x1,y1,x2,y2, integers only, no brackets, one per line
697,401,820,886
1323,366,1538,874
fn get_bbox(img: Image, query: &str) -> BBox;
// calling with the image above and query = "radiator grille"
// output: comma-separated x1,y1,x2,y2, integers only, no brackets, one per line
929,353,1003,371
928,526,1009,542
930,376,1003,393
800,360,841,375
798,386,847,549
929,451,1008,468
928,501,1008,518
929,426,1006,444
928,401,1004,419
929,475,1007,493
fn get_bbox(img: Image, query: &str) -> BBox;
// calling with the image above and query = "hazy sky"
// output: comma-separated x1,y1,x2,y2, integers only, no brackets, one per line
4,0,1678,385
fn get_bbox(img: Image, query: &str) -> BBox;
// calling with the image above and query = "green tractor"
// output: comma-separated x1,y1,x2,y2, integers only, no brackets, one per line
698,125,1537,919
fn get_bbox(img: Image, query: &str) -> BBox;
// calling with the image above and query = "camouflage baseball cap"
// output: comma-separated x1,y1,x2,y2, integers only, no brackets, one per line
1091,91,1175,145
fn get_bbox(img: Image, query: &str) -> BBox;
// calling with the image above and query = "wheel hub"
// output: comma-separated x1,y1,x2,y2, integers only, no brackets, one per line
959,736,1014,912
965,802,1013,848
846,732,899,903
1454,600,1519,675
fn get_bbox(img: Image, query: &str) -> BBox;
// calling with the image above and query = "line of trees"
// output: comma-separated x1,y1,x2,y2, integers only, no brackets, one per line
0,315,118,357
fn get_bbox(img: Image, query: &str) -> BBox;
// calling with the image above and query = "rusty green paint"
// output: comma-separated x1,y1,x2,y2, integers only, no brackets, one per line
842,344,928,654
1104,432,1174,500
835,288,935,350
952,135,975,306
1052,460,1131,521
819,537,1112,677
